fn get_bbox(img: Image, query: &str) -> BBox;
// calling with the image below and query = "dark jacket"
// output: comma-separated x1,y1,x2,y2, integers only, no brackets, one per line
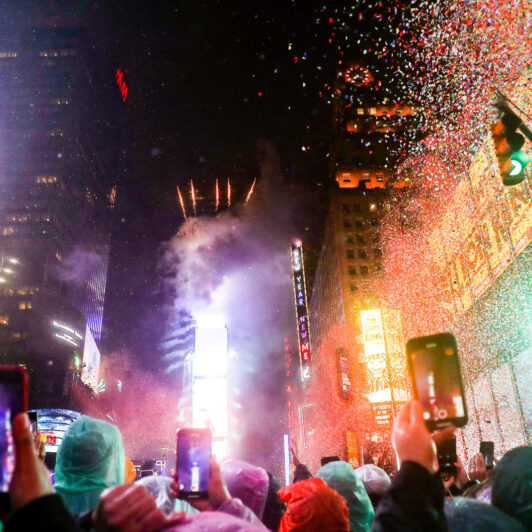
293,463,313,483
4,494,81,532
372,461,446,532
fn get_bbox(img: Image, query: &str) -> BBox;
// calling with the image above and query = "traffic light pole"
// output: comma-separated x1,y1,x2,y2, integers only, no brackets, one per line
494,94,532,142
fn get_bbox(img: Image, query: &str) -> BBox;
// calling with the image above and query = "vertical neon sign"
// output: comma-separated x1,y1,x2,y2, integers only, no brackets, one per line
291,243,311,381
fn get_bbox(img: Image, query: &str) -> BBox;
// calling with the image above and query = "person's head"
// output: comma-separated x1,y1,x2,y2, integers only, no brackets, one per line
54,415,125,514
262,472,286,531
220,458,269,519
444,497,527,531
278,477,349,532
491,446,532,529
354,464,391,510
317,460,374,532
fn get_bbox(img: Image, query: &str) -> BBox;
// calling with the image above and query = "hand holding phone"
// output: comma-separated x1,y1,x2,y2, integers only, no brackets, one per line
176,428,211,500
406,333,468,432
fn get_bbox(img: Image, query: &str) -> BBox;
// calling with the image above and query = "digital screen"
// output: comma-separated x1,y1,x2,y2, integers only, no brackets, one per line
177,431,210,494
0,380,24,491
411,344,465,423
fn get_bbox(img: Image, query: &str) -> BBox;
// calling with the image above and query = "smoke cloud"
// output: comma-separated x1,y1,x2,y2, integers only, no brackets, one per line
161,140,298,470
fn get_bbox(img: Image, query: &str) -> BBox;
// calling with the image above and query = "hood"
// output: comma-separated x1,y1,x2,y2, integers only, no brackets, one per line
135,476,199,516
278,477,349,532
54,415,125,514
317,461,374,532
165,511,267,532
445,497,527,531
354,464,391,496
492,446,532,529
220,458,269,519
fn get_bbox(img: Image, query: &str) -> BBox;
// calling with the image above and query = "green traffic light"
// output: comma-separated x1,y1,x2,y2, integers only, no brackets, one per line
509,151,530,176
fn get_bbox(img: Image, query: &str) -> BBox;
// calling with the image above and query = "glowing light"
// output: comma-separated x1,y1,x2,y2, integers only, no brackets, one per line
190,180,197,217
176,186,187,220
227,179,231,208
115,68,128,101
283,434,290,486
245,178,256,205
7,258,18,264
215,178,219,212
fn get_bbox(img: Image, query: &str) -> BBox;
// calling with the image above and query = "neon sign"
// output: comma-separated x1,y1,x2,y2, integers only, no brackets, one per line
291,244,311,381
116,68,128,101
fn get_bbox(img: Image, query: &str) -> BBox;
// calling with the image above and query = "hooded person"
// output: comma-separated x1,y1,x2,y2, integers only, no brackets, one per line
277,477,349,532
491,446,532,529
220,458,269,520
262,472,286,531
124,457,136,483
54,416,125,515
354,464,391,511
444,497,527,532
317,461,374,532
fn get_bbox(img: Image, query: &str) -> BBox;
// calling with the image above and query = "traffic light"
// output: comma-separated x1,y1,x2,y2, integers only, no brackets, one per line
491,112,530,186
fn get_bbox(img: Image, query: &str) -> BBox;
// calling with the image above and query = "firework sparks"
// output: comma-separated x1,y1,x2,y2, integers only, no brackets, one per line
176,185,187,220
227,178,231,208
215,178,220,212
190,180,197,217
245,178,257,205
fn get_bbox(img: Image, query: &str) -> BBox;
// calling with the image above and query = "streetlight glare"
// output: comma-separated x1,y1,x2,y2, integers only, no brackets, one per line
2,268,13,274
8,258,18,264
0,278,6,283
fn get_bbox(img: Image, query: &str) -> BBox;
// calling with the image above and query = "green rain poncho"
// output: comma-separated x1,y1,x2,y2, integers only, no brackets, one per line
317,461,374,532
54,415,125,515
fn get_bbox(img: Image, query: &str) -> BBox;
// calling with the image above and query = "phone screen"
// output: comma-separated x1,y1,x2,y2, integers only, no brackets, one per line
437,437,457,475
407,333,467,430
27,411,38,436
0,368,27,492
480,441,494,469
176,429,211,499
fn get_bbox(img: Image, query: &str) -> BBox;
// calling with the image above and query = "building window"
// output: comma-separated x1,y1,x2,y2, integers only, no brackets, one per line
360,265,369,275
345,234,353,244
341,204,350,213
357,108,364,115
348,266,357,276
346,249,355,260
355,221,364,230
357,234,365,243
36,176,58,184
369,203,377,212
351,203,361,213
374,248,383,258
359,249,367,259
350,283,358,292
18,301,32,310
0,316,9,325
343,219,352,229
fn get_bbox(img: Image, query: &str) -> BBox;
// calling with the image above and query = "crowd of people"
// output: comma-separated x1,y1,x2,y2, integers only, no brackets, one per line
2,399,531,531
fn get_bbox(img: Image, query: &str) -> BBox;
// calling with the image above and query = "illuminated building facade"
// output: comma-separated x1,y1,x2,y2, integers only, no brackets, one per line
192,327,229,458
294,64,414,471
388,72,531,457
0,25,119,408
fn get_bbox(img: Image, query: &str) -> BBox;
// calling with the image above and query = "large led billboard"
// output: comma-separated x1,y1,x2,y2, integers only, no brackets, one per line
193,327,228,457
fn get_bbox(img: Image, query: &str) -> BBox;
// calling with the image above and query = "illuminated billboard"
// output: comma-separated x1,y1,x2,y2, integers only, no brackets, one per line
193,327,228,458
291,243,312,381
82,324,100,388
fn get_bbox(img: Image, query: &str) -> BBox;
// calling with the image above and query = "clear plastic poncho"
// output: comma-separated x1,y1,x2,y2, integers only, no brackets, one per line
54,415,125,515
317,461,374,532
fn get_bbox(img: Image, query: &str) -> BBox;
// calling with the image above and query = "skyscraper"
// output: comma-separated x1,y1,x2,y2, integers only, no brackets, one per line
0,25,120,408
294,63,414,471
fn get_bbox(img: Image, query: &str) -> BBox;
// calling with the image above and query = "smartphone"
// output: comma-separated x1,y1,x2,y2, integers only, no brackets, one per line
437,436,457,475
27,411,38,436
176,428,211,500
321,456,340,467
0,367,28,493
480,441,494,470
406,332,468,431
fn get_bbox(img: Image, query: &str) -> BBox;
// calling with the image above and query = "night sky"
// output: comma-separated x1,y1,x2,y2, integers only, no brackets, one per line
100,1,337,370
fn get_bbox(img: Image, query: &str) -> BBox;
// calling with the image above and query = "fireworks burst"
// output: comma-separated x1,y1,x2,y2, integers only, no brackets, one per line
245,178,257,205
215,178,220,212
227,178,231,208
176,185,187,220
190,180,197,217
